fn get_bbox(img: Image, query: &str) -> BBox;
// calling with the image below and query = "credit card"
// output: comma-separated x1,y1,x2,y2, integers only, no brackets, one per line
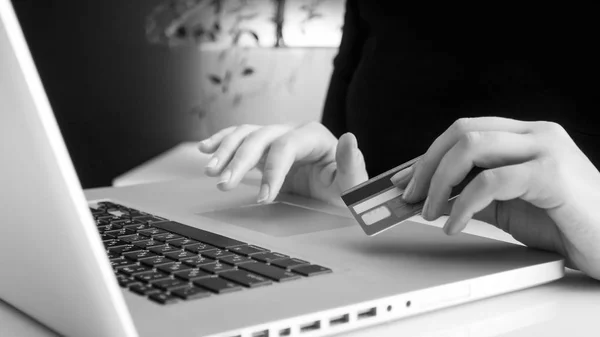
341,156,483,236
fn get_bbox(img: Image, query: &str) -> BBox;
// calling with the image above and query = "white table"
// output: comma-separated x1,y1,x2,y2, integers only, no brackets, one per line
2,142,599,337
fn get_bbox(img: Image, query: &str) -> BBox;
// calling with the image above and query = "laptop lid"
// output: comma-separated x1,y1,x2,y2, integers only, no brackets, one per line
0,1,136,336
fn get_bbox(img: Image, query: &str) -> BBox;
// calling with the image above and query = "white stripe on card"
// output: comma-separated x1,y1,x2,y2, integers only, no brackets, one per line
361,205,392,225
353,187,404,214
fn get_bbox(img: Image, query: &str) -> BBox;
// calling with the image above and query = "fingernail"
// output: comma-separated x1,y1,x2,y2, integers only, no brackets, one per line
198,139,210,150
257,184,270,203
403,177,415,200
422,197,431,220
218,169,231,185
443,218,453,235
206,157,218,169
349,133,358,148
391,166,413,187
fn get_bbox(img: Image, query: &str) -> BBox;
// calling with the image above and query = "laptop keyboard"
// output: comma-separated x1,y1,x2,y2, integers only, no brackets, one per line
91,201,332,305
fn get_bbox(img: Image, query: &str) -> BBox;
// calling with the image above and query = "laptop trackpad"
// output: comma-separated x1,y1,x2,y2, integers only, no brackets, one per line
199,202,352,237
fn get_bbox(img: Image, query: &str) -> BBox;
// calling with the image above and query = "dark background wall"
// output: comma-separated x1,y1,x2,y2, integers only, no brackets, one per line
13,0,203,188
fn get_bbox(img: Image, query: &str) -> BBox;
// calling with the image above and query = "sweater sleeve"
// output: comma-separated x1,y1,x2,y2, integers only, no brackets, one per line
321,0,368,138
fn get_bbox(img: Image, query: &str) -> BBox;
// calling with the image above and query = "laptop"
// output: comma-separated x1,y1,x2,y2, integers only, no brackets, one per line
0,1,564,336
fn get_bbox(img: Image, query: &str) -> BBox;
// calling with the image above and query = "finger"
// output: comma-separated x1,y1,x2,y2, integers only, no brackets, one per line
258,138,298,203
205,125,260,177
403,117,533,203
258,123,337,203
390,166,414,189
217,125,290,191
442,161,537,235
422,131,539,221
198,126,237,154
333,133,368,191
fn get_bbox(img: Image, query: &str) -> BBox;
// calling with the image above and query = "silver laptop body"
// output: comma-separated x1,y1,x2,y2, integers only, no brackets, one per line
0,1,564,336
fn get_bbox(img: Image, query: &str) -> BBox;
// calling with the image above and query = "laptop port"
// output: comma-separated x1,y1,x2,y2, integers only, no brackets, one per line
329,313,350,326
279,328,291,336
300,320,321,333
357,307,377,320
252,330,269,337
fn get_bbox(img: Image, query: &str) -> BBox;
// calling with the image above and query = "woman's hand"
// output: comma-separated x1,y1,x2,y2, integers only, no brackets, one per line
199,122,368,206
401,117,600,280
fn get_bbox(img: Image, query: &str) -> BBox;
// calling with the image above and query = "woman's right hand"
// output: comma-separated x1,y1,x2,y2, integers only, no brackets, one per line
198,122,369,207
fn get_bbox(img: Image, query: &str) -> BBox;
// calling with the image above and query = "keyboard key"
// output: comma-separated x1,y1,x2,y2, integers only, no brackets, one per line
201,249,234,260
148,245,181,255
218,254,254,266
120,234,149,243
98,225,121,234
173,269,212,281
149,293,178,305
193,277,242,294
116,274,140,287
91,208,106,215
123,223,155,231
291,265,332,277
132,215,166,224
122,250,158,261
117,265,153,276
107,251,121,260
97,201,118,209
181,256,216,268
137,228,169,237
101,202,124,210
251,252,289,263
130,283,161,296
164,250,198,261
123,209,144,217
104,228,136,238
94,214,109,221
229,245,269,256
139,255,174,267
157,262,193,274
270,258,310,270
166,238,200,248
100,234,116,242
104,240,130,249
220,270,272,288
93,217,109,224
154,221,246,249
97,215,120,222
134,271,170,283
152,233,185,242
111,219,139,228
108,244,144,254
184,242,217,254
151,278,189,291
171,286,211,300
200,263,236,274
133,239,166,249
110,258,137,268
239,262,301,282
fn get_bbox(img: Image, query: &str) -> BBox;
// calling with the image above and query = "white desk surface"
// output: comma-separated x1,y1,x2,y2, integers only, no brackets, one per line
3,142,599,337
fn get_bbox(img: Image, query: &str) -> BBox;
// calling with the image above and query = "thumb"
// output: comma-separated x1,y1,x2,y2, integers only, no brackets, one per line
335,133,368,191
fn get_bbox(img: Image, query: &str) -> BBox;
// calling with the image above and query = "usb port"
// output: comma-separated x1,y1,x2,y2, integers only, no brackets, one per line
329,313,350,326
252,330,269,337
357,307,377,320
300,320,321,333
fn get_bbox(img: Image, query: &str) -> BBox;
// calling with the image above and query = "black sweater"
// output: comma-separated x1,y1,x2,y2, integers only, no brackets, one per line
322,0,598,176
